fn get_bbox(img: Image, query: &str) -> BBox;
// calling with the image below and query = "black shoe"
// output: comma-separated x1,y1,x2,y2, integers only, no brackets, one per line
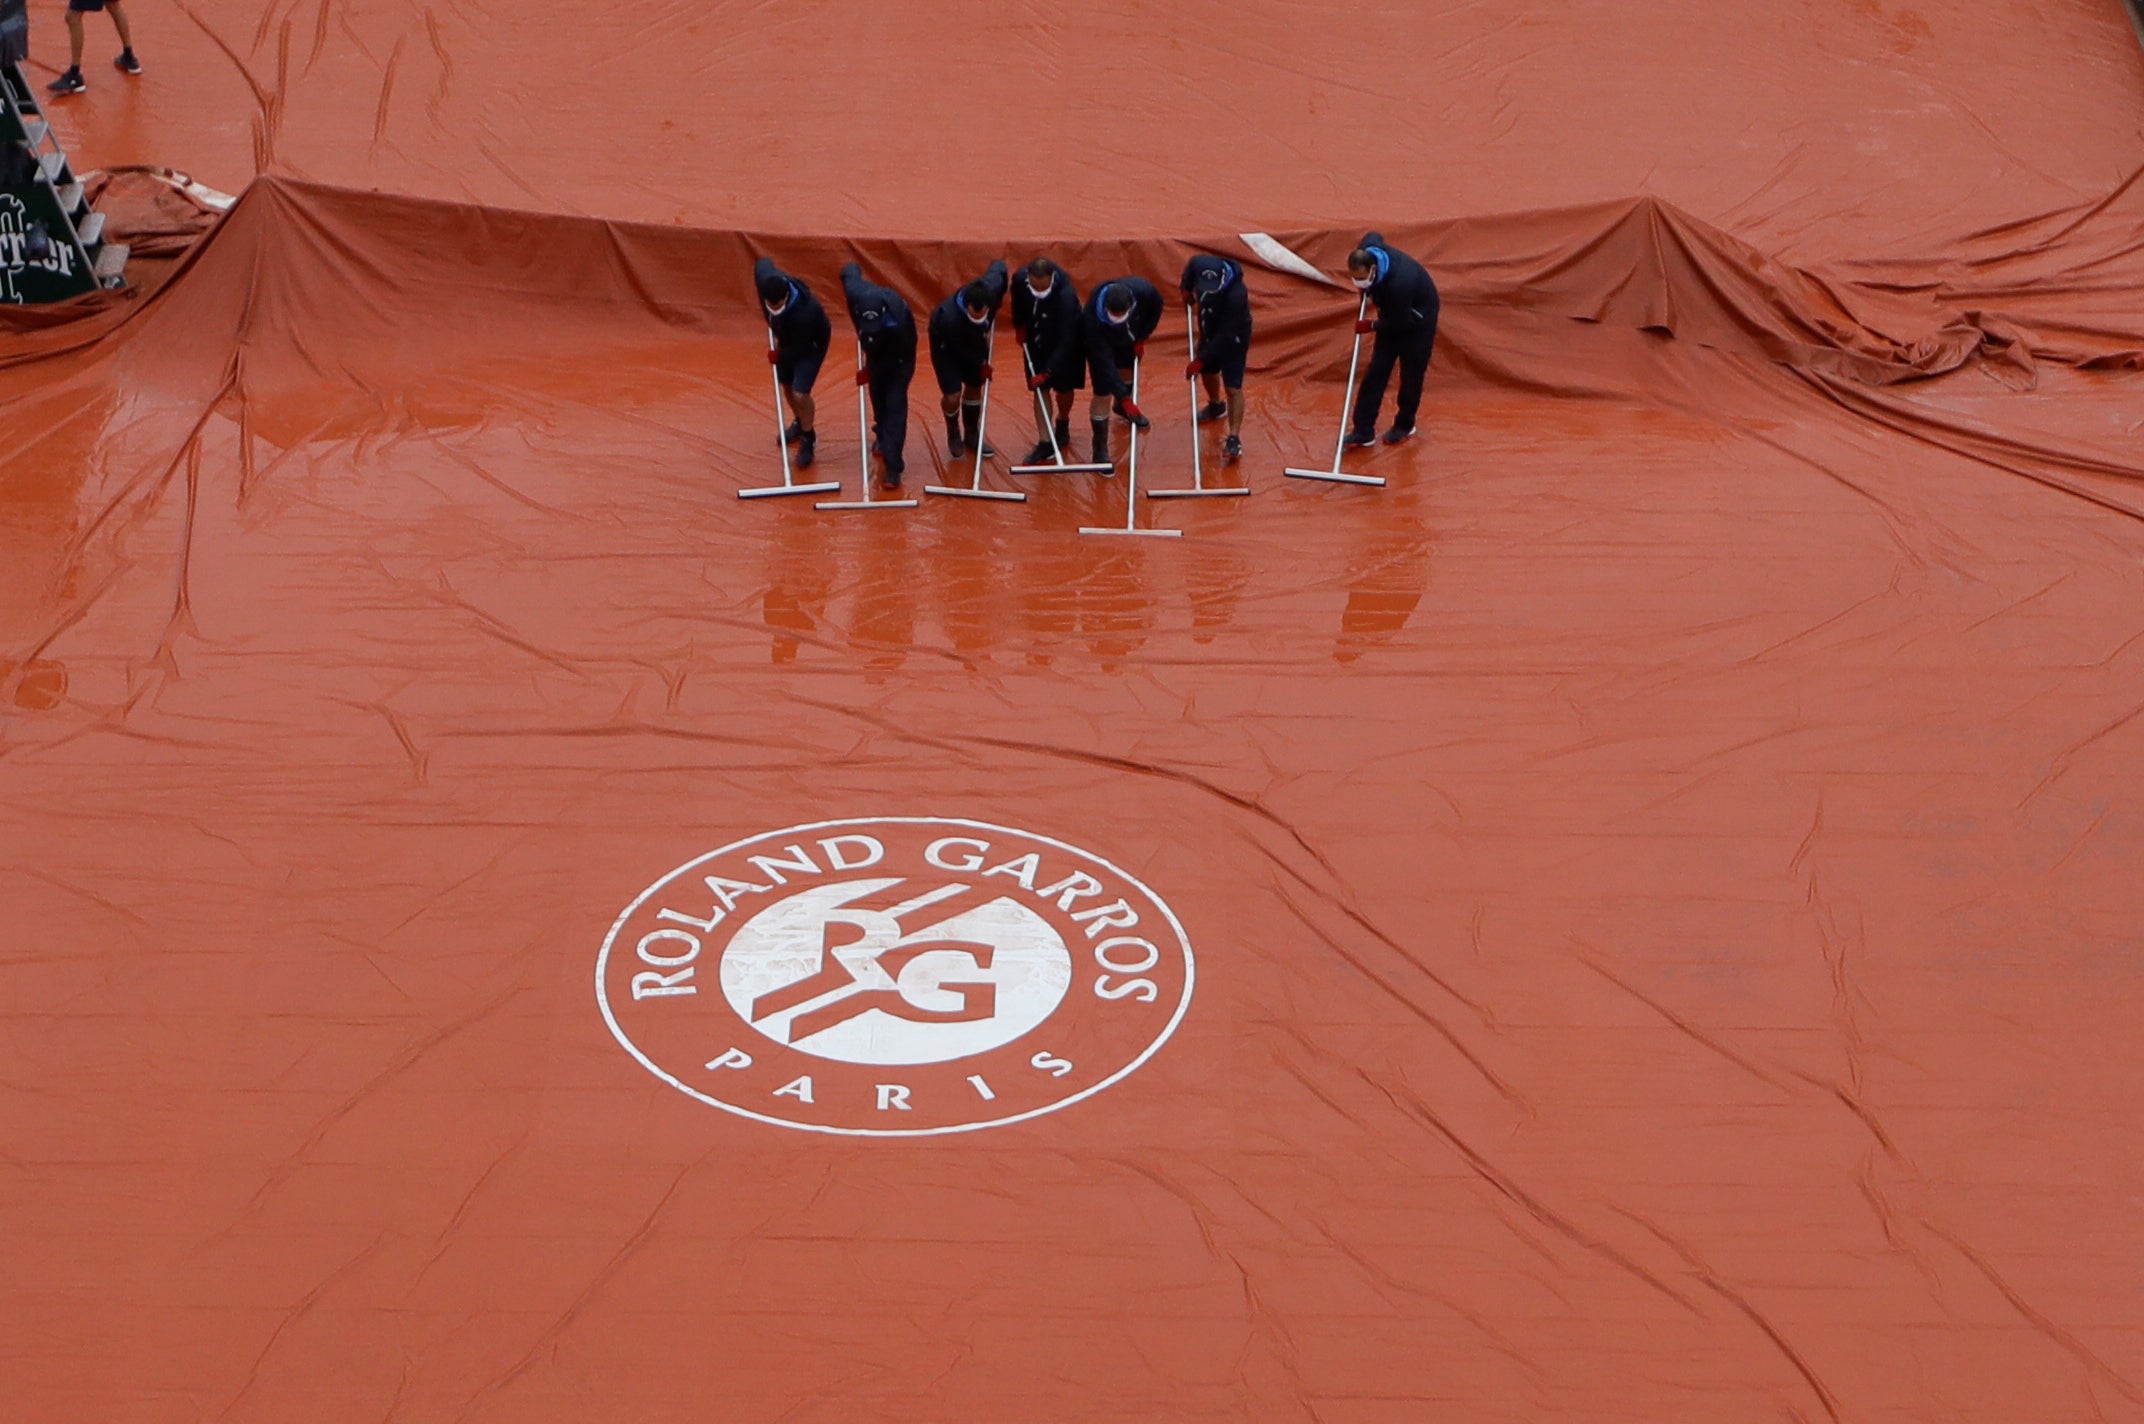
782,420,803,446
976,439,997,458
115,49,141,75
796,432,816,469
48,69,86,95
869,436,880,455
1381,424,1416,445
1023,438,1056,465
882,467,902,489
1113,402,1151,433
1222,435,1242,463
1342,427,1376,449
1197,401,1227,424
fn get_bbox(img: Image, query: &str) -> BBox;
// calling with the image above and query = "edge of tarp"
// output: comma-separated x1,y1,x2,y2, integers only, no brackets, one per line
10,173,2144,395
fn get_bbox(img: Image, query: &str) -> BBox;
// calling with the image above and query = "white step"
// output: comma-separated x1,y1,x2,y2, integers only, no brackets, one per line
93,242,129,286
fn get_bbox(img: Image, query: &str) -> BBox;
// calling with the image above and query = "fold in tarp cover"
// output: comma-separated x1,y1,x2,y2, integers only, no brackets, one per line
4,2,2144,1421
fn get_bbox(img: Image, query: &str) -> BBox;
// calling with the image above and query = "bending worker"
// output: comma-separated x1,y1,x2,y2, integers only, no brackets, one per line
928,259,1008,459
756,257,833,469
840,262,917,488
1344,232,1440,448
1181,255,1252,465
1011,257,1084,466
1082,275,1162,467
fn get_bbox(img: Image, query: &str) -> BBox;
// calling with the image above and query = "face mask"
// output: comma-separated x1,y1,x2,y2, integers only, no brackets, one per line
1350,274,1375,291
965,306,989,325
765,295,789,315
1104,307,1130,326
1027,280,1053,300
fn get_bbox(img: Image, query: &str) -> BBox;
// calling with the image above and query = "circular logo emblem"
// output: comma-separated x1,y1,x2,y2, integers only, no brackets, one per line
597,818,1194,1135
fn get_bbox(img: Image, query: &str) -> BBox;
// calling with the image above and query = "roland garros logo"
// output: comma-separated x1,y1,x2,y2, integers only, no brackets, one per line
597,818,1194,1135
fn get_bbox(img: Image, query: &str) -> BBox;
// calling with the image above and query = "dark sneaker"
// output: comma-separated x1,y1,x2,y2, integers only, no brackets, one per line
795,432,816,469
882,467,902,489
1222,435,1242,463
976,439,997,458
48,69,86,95
1342,427,1376,448
782,420,803,446
1381,424,1416,445
1022,438,1055,466
115,49,142,75
1197,401,1227,424
1114,403,1151,433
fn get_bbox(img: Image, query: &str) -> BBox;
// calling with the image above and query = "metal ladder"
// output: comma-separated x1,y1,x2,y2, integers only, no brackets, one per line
1,59,127,299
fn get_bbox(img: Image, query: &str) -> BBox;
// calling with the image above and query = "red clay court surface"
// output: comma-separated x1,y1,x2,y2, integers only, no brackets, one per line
5,2,2144,1420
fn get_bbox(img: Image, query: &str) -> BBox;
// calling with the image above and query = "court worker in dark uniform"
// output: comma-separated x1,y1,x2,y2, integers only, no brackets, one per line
756,257,833,469
1181,255,1252,464
1082,275,1162,466
1344,233,1439,448
1011,257,1084,466
928,259,1008,459
840,262,917,488
45,0,141,94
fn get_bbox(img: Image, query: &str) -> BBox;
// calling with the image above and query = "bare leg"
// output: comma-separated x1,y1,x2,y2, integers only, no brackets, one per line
66,11,87,67
1225,387,1244,440
785,390,815,432
108,2,134,50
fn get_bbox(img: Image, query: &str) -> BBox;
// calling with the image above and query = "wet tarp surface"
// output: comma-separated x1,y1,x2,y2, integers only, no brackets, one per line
6,3,2144,1421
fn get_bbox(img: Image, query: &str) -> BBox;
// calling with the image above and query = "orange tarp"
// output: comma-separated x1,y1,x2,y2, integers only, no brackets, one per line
5,2,2144,1421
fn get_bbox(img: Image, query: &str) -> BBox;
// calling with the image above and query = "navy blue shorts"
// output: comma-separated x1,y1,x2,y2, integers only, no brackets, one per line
929,341,984,396
1086,350,1134,400
1203,339,1249,390
1037,355,1084,394
69,0,109,13
776,348,824,395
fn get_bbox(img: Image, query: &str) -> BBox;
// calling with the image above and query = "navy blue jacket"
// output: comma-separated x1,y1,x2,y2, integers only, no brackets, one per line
1083,277,1164,398
1181,256,1252,366
1011,268,1084,376
928,259,1009,369
755,257,832,362
840,263,917,370
1356,232,1439,340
